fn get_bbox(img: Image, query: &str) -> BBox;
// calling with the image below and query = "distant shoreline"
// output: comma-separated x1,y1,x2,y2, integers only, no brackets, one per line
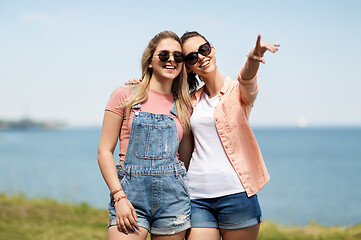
0,118,66,130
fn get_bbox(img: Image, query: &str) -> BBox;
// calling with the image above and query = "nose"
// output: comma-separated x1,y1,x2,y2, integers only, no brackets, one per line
197,53,205,62
167,54,176,62
168,55,175,62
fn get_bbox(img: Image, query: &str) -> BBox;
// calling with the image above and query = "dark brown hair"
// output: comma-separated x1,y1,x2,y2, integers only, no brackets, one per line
180,31,209,92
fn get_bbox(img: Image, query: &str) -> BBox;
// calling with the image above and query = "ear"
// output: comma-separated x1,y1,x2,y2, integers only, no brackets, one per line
148,62,153,69
211,46,216,55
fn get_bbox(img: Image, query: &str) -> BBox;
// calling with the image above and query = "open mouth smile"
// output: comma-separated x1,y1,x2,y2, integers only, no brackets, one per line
164,65,176,70
200,60,210,68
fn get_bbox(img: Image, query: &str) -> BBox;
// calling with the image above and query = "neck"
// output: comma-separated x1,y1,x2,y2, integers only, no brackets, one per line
200,70,225,98
149,76,173,95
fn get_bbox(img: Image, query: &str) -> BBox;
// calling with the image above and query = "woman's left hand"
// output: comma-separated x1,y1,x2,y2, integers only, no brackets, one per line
248,34,280,64
125,78,142,86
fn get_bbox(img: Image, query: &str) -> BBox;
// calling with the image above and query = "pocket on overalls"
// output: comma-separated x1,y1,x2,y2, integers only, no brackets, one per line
135,123,172,159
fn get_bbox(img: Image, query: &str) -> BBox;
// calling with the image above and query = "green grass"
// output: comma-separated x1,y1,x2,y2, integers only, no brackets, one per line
0,193,107,240
258,221,361,240
1,193,360,240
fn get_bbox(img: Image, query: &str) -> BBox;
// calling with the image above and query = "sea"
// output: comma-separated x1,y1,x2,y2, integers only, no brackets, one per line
0,126,360,227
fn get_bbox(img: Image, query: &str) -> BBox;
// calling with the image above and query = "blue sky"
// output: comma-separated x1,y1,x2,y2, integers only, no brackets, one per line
1,0,360,127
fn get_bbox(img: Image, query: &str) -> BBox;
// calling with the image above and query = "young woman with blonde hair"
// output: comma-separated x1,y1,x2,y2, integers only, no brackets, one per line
97,30,192,240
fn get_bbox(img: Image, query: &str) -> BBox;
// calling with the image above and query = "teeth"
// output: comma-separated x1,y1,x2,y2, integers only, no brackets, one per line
165,66,175,69
201,61,209,67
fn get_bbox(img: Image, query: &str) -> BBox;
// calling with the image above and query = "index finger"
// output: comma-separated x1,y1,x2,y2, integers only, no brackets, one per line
255,34,262,50
130,208,140,229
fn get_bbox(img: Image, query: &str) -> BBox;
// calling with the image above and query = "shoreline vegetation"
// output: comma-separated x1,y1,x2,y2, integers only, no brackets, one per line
0,118,65,130
1,194,360,240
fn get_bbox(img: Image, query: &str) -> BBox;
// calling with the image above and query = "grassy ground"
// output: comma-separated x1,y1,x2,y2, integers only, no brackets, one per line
1,193,361,240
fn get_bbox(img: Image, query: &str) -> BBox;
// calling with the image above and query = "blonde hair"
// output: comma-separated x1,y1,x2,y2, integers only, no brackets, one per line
123,31,192,134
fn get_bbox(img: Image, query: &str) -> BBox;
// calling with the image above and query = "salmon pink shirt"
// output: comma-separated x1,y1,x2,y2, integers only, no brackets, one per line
190,72,270,197
105,87,183,164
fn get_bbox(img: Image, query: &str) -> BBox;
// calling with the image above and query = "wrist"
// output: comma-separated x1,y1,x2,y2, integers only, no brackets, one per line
113,190,125,199
247,49,263,62
111,187,123,197
114,194,127,203
247,54,256,61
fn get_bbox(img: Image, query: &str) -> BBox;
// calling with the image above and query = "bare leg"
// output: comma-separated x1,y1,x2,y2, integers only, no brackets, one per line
108,226,149,240
151,230,187,240
186,228,221,240
220,224,260,240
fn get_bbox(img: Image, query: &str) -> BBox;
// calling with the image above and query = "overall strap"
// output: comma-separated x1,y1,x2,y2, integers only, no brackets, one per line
170,101,177,116
132,103,141,110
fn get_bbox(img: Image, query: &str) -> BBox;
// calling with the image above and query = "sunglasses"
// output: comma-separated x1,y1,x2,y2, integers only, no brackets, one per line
184,42,212,65
155,50,184,63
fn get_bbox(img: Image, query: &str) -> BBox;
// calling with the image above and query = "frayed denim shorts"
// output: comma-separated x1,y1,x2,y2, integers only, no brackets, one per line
108,163,191,235
190,192,262,229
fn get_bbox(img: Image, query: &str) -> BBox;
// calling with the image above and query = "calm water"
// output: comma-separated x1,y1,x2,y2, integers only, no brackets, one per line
0,127,360,226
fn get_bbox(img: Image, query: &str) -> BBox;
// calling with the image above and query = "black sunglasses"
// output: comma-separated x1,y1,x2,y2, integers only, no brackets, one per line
184,42,212,65
155,50,184,63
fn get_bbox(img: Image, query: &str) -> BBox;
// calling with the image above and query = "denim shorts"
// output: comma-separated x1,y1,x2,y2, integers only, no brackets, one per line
190,192,262,229
108,163,191,235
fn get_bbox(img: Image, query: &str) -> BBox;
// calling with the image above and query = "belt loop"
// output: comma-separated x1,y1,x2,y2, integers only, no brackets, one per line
174,166,179,178
125,167,131,180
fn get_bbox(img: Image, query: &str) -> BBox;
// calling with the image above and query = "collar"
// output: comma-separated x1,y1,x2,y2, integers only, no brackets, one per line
192,77,232,102
219,76,232,95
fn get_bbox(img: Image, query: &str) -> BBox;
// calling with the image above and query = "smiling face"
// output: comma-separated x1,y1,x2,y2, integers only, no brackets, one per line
182,36,216,77
149,38,183,82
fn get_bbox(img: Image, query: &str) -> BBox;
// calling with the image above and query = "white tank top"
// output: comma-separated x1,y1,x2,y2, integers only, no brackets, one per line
187,92,245,199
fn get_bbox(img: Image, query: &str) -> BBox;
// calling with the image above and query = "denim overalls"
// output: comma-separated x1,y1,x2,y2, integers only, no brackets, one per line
108,102,191,235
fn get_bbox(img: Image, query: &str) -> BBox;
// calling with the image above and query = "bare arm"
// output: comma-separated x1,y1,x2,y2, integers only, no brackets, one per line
240,34,280,80
237,35,280,112
97,111,123,193
178,131,194,170
97,110,139,233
